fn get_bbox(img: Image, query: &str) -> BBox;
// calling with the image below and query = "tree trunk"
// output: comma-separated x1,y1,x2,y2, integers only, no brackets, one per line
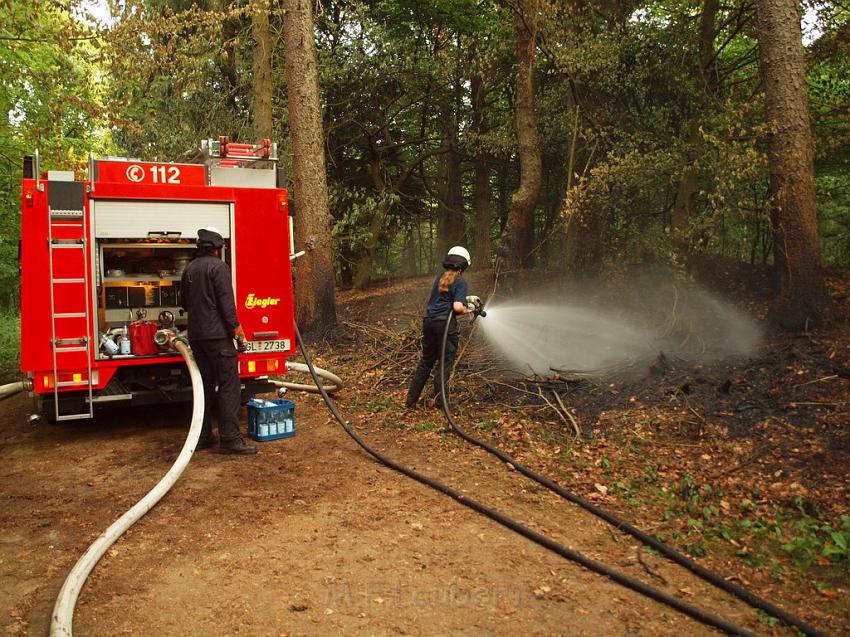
282,0,337,334
436,132,464,259
672,0,718,233
352,158,388,289
672,137,700,232
755,0,830,329
352,200,390,289
497,159,510,235
212,0,240,121
250,0,273,139
564,199,604,277
401,227,417,277
471,74,492,269
498,0,542,272
435,41,464,260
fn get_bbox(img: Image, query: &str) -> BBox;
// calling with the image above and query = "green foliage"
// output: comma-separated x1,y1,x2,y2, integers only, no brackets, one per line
626,472,850,574
691,100,773,262
0,308,20,382
780,503,850,569
808,26,850,267
817,171,850,266
364,399,390,413
561,146,681,262
414,420,439,432
103,1,261,158
2,0,848,292
1,0,110,304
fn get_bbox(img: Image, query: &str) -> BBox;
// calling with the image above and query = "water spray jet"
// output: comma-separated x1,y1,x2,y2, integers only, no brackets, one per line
478,282,761,377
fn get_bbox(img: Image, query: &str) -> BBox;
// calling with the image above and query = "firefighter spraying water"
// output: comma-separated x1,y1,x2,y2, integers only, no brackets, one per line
405,246,485,408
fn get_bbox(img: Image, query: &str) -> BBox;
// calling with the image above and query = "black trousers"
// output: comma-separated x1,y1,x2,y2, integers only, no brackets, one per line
190,338,242,442
406,316,458,406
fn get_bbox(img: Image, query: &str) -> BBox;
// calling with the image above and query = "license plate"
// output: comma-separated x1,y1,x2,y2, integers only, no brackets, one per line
244,339,290,353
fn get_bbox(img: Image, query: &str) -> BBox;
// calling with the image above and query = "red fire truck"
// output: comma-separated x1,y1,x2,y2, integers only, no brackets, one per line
19,138,296,422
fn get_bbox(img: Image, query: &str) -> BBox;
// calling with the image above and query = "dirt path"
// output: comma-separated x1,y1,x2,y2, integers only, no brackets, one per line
0,386,787,637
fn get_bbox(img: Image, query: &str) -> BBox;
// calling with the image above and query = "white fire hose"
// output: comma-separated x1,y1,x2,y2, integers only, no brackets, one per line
50,339,204,637
0,381,26,401
49,338,343,635
272,361,343,394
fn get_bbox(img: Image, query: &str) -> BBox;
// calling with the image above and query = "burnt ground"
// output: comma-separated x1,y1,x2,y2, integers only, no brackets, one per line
1,263,849,636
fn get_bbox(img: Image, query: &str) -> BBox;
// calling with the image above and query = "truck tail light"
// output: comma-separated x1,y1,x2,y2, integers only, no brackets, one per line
41,371,97,389
278,191,288,214
240,359,281,375
24,189,34,207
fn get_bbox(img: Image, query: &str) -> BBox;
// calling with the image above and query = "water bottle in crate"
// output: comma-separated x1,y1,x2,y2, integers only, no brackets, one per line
247,398,296,442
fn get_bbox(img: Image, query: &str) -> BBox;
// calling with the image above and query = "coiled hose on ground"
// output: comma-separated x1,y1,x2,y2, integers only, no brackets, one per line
437,310,825,637
50,338,204,637
294,322,762,637
271,361,342,394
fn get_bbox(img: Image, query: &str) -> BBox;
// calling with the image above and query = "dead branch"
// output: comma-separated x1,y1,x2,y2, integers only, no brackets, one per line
553,390,581,438
535,387,575,436
796,375,838,387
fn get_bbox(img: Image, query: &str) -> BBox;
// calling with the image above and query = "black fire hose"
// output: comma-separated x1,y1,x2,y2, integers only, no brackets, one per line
438,310,825,637
295,323,760,637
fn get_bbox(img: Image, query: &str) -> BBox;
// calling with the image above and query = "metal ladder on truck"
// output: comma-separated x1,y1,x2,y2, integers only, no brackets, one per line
46,177,94,421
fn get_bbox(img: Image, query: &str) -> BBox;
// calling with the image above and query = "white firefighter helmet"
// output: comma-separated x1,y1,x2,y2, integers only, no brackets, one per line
446,245,471,266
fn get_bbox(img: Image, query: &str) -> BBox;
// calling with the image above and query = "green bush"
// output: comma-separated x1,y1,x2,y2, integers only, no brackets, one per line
0,308,21,382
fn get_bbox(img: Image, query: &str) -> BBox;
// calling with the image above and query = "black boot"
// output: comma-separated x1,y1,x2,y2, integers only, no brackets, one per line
196,435,216,450
219,437,258,455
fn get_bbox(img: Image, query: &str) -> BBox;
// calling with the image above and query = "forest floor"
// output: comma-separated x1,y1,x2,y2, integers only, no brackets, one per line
1,262,848,636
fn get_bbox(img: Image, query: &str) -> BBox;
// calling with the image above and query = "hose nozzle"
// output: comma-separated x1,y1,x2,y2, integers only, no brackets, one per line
466,295,486,318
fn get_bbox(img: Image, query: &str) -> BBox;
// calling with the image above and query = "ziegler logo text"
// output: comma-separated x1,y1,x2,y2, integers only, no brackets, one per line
245,294,281,309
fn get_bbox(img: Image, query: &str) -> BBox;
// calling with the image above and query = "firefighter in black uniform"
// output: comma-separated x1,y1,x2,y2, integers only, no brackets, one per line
180,227,256,454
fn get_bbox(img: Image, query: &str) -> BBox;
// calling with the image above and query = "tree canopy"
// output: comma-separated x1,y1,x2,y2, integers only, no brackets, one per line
3,0,848,319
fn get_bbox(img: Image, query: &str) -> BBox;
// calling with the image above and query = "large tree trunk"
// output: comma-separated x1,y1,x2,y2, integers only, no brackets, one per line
250,0,273,139
498,0,542,272
282,0,337,334
755,0,830,329
471,74,492,269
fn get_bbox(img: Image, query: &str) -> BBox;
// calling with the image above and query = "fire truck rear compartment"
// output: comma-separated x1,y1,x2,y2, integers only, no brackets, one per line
93,199,233,344
21,142,295,422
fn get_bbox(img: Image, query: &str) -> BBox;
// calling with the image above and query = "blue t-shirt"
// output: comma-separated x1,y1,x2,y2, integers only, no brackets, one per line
425,272,468,318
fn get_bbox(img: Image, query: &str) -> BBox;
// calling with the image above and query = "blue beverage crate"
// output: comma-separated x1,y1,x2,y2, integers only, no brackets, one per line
247,398,296,442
